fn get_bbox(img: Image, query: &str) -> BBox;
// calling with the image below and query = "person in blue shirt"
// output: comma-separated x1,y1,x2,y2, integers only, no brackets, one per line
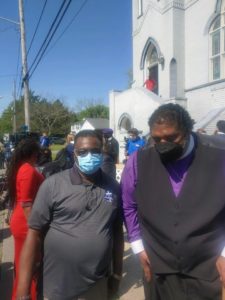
40,132,50,148
125,128,145,157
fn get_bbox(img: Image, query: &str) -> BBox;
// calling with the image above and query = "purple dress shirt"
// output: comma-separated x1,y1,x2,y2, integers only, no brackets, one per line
121,146,195,243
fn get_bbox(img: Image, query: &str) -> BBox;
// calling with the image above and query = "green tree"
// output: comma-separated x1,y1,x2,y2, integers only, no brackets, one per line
0,93,109,136
0,92,76,135
0,106,14,133
0,92,40,133
31,98,73,135
77,104,109,121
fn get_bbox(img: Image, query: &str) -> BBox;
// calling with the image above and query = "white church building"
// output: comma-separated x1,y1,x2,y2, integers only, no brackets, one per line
110,0,225,161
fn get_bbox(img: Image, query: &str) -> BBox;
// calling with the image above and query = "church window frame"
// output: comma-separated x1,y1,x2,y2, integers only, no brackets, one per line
118,113,132,132
144,44,159,94
210,4,225,81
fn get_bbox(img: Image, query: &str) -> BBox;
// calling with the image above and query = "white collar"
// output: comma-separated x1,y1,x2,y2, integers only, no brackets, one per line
179,134,194,160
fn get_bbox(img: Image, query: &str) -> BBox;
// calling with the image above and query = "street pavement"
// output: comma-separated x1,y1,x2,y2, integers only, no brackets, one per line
0,210,14,300
0,211,144,300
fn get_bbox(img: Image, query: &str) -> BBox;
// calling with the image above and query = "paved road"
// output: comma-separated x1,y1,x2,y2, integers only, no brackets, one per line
0,212,144,300
0,211,14,300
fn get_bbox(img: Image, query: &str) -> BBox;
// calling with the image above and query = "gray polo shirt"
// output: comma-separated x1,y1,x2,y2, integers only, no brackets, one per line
29,166,122,300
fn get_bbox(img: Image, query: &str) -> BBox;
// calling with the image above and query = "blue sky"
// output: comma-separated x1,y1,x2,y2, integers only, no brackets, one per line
0,0,132,115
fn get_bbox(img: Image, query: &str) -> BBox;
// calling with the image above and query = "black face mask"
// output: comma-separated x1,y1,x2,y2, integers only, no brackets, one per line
155,142,183,163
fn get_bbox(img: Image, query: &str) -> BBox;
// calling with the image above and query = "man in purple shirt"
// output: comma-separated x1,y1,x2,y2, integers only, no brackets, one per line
121,103,225,300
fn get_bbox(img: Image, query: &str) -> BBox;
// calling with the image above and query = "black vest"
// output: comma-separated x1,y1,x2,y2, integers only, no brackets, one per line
135,134,225,281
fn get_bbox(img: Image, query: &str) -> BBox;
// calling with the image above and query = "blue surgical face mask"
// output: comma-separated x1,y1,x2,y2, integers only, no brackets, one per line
77,152,103,175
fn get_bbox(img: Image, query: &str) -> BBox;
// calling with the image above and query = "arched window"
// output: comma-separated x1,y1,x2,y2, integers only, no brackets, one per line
145,45,159,94
146,45,158,67
210,2,225,80
170,59,177,98
119,114,132,131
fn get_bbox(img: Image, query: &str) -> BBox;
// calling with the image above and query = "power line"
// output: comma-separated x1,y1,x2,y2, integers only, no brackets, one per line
44,0,88,57
28,0,72,80
26,0,68,79
27,0,48,57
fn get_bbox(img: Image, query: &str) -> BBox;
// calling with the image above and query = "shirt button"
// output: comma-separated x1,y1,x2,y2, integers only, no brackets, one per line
175,203,180,209
174,222,178,227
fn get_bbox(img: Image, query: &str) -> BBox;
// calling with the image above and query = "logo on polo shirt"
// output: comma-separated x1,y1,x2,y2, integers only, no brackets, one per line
104,190,113,203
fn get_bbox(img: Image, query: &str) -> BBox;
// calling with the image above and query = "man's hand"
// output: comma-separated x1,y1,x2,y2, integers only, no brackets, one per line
216,256,225,286
139,250,151,282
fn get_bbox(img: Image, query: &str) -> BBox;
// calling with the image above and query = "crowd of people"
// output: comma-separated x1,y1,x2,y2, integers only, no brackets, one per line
2,103,225,300
0,141,14,170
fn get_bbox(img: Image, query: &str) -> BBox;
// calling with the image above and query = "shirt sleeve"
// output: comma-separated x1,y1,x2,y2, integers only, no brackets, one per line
28,179,53,231
221,247,225,257
121,151,142,245
17,165,43,202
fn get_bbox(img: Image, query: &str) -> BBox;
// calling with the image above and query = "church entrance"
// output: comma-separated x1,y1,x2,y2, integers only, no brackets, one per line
148,64,158,94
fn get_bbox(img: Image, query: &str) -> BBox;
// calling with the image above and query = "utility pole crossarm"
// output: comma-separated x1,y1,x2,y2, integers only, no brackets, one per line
0,16,20,25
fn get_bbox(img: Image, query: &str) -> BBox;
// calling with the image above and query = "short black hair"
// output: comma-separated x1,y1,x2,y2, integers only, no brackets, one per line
148,103,194,135
74,130,103,146
216,120,225,133
128,128,139,135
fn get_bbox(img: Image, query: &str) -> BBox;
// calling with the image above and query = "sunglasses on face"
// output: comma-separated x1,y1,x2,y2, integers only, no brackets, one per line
152,133,182,144
75,148,102,157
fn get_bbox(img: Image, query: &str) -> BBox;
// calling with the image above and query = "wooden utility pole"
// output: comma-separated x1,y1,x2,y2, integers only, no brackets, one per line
13,80,17,134
18,0,30,131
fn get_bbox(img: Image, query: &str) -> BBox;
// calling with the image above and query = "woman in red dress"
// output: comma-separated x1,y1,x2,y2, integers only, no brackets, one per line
7,139,44,300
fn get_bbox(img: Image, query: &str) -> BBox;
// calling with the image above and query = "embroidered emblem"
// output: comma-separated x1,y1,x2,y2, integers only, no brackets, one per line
104,190,113,203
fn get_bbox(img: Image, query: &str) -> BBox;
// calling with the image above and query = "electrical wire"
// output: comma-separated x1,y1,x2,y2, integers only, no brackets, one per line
26,0,68,79
27,0,48,57
44,0,88,57
28,0,72,80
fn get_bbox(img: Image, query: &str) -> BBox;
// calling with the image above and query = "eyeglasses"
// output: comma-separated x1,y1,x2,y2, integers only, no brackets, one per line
75,148,102,157
152,133,183,144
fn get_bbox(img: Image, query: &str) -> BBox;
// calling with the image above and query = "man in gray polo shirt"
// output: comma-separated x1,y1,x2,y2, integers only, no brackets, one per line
16,130,124,300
